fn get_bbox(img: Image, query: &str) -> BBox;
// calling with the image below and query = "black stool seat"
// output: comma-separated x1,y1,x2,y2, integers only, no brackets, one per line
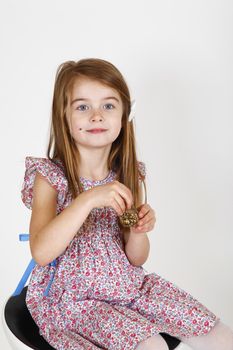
160,333,181,349
4,286,181,350
4,287,55,350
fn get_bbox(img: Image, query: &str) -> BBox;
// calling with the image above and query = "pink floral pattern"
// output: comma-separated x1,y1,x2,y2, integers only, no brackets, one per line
21,156,219,350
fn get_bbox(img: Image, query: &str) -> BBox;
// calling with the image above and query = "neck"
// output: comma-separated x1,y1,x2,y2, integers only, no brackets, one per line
76,145,111,181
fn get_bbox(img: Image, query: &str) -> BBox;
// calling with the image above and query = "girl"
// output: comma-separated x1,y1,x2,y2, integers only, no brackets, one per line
21,58,233,350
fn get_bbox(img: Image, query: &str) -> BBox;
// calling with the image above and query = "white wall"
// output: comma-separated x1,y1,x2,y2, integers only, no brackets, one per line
0,0,232,348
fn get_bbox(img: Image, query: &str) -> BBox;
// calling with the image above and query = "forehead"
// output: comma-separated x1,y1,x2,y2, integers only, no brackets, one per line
70,77,121,101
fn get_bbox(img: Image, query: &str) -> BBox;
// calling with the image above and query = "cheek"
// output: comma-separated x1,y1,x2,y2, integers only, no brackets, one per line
70,118,83,132
112,120,122,137
67,114,80,132
115,118,122,131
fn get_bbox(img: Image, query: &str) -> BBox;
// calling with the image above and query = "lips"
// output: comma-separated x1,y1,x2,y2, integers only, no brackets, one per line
86,128,107,133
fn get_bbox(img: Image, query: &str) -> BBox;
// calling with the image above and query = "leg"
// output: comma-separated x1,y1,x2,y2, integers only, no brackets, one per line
180,320,233,350
135,334,169,350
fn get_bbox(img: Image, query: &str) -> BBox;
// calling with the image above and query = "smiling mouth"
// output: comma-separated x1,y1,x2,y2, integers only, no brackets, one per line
86,129,108,134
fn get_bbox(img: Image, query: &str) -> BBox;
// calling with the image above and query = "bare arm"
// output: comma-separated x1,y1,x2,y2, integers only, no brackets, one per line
123,180,150,266
29,173,93,266
124,232,150,267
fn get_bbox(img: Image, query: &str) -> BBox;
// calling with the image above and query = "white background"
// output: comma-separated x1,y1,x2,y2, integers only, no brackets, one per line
0,0,232,349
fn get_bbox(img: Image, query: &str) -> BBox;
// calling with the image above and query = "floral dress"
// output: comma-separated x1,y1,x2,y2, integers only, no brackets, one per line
21,156,220,350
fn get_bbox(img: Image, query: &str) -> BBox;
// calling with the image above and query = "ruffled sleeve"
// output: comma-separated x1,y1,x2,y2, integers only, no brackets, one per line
138,161,146,182
21,156,69,214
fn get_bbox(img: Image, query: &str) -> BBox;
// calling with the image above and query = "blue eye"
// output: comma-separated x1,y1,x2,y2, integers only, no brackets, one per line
77,105,89,111
104,103,115,110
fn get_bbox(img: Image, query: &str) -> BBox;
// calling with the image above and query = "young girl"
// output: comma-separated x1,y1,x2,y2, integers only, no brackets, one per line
21,58,233,350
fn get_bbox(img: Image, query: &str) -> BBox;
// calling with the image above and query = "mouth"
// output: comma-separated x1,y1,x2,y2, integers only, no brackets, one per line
86,128,108,134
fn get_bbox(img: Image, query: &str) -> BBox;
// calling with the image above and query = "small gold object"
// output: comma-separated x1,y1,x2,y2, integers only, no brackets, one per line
119,207,139,227
119,178,147,228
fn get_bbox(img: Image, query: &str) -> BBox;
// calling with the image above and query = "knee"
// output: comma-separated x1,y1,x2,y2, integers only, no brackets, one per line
135,334,169,350
212,321,233,342
180,320,233,350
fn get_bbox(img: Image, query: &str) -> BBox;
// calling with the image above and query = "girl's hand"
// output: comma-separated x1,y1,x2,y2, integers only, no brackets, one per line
86,181,133,216
131,204,156,234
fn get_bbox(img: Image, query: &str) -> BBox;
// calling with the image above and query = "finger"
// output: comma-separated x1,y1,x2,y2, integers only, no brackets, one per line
143,219,155,231
138,211,155,225
112,200,124,216
137,217,155,229
109,187,126,215
114,181,133,210
138,204,151,218
114,195,126,215
115,194,126,215
133,224,153,233
136,222,154,233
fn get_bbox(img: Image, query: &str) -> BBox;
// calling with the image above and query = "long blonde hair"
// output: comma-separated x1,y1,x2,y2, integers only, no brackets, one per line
47,58,145,209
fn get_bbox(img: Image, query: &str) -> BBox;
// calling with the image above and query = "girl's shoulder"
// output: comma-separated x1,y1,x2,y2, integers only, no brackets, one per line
24,156,65,172
21,156,69,212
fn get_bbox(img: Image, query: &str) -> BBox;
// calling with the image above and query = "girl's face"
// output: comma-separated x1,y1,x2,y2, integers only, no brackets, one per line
66,77,124,150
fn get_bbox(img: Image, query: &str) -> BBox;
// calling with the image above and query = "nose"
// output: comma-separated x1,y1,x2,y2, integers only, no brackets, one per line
90,107,104,122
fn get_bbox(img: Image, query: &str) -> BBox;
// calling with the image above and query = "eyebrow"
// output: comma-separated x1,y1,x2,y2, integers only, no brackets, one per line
70,96,120,105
